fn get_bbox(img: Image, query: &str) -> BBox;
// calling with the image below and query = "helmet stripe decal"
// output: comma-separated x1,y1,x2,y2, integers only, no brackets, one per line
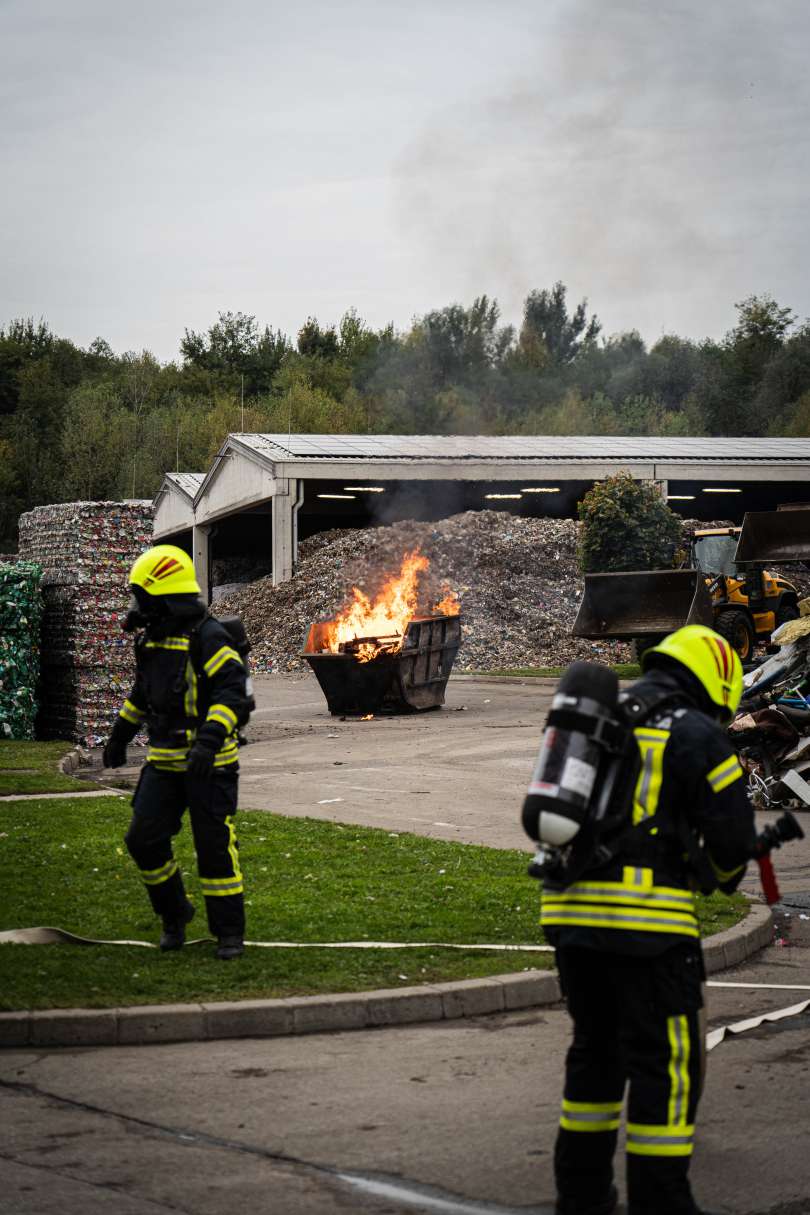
151,557,181,580
719,638,731,678
701,637,723,679
712,636,730,679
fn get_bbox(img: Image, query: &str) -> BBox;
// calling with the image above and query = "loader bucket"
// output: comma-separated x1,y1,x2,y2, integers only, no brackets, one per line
734,510,810,564
572,570,714,640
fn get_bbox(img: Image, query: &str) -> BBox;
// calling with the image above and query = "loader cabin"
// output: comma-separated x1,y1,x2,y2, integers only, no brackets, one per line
692,527,799,661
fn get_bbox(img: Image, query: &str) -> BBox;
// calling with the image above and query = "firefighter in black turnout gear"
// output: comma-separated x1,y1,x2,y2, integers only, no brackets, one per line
103,545,251,961
522,626,756,1215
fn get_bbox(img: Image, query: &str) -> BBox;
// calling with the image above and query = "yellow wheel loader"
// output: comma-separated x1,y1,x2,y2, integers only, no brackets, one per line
573,509,809,661
690,526,799,660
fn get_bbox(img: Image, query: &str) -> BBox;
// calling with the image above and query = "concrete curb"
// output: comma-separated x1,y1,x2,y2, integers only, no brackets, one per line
58,746,90,776
701,900,773,974
451,674,560,686
0,904,773,1049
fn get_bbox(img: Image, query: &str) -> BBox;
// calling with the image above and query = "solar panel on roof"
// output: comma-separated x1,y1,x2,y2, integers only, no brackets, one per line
228,432,810,462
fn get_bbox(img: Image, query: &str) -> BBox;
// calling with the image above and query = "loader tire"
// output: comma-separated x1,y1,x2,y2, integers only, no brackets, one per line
715,609,755,661
629,636,665,664
776,602,799,628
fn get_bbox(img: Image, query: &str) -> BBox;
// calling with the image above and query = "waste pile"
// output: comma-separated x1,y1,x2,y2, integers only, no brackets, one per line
215,511,630,673
730,601,810,813
18,502,153,743
0,561,43,739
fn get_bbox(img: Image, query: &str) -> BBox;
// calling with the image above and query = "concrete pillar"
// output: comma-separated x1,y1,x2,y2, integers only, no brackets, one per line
272,478,302,585
192,523,211,604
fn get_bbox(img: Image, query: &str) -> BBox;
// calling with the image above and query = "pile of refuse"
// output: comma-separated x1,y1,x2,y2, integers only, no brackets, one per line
0,561,43,739
215,511,630,673
18,501,154,743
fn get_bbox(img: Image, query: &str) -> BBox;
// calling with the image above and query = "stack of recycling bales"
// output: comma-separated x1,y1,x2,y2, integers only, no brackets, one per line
0,561,43,740
18,502,153,743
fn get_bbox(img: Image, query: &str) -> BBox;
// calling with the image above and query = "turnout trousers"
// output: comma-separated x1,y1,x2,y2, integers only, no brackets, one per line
125,763,244,938
554,943,705,1215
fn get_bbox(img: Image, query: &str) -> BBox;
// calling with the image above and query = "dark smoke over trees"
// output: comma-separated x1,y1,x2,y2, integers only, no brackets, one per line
0,287,808,547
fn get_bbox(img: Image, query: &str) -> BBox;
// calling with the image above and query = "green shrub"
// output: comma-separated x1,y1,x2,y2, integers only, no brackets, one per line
578,472,683,573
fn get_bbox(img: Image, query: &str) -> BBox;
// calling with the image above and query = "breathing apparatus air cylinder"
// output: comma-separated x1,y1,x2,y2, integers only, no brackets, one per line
521,662,624,859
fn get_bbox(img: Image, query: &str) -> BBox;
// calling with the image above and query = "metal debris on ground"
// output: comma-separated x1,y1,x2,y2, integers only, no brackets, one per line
0,560,43,739
18,501,154,744
215,511,631,674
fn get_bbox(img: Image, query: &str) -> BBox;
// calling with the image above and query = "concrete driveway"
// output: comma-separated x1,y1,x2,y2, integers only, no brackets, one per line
238,671,552,850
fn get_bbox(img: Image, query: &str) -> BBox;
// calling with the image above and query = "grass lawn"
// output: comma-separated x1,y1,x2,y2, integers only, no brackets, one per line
473,665,641,680
0,739,93,796
0,792,747,1011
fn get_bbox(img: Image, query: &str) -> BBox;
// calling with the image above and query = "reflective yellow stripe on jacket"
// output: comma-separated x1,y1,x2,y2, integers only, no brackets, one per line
120,698,145,726
540,866,699,938
203,645,242,678
148,744,190,772
633,726,668,825
706,754,743,793
208,702,238,732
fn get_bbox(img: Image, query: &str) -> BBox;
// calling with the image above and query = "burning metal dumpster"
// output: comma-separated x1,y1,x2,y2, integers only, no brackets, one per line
301,551,462,715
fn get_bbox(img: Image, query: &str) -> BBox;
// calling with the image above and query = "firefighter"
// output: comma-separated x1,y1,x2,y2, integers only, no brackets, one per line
102,545,250,961
542,626,756,1215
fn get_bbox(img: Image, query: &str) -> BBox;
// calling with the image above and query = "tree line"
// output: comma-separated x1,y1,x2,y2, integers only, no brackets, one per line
1,285,809,549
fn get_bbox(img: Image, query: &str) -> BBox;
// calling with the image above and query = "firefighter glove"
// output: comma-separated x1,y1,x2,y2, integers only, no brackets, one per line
103,718,134,769
103,737,128,769
187,739,217,779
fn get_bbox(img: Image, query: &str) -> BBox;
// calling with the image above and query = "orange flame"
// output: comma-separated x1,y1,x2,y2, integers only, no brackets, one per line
434,586,461,617
318,550,460,661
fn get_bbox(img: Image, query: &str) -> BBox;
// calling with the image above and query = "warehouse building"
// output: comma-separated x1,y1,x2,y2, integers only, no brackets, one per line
152,434,810,598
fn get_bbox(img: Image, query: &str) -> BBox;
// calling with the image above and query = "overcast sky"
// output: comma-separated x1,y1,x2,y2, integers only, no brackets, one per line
2,0,808,361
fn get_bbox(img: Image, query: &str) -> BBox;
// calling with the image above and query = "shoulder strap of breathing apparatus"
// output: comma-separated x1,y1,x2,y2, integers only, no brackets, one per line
583,682,717,893
189,611,256,728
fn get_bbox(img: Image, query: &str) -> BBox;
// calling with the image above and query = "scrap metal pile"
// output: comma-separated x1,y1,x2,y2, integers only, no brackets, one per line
730,606,810,813
0,561,43,739
215,511,630,673
18,501,153,744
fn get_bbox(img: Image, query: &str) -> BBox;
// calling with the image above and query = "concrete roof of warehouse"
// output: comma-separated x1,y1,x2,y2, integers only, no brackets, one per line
163,472,205,498
183,433,810,524
222,433,810,464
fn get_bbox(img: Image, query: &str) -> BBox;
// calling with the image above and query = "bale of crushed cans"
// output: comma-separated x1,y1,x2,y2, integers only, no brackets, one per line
0,561,43,740
18,501,154,744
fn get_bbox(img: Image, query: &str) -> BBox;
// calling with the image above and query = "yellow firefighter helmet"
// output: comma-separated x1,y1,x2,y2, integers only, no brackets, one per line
128,545,200,596
642,624,743,723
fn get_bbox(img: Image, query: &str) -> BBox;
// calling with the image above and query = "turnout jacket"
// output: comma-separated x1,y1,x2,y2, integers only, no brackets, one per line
540,668,757,956
114,613,248,771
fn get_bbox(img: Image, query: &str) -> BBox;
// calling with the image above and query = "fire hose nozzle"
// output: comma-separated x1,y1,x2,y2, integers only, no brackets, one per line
754,811,804,907
755,810,805,857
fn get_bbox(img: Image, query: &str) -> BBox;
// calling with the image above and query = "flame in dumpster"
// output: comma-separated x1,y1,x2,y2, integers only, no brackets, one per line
433,586,461,616
319,549,460,661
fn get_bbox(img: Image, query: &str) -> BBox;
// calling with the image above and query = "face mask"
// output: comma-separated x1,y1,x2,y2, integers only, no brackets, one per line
123,590,165,632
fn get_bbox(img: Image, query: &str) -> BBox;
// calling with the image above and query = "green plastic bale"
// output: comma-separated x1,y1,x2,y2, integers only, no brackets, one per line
0,561,43,739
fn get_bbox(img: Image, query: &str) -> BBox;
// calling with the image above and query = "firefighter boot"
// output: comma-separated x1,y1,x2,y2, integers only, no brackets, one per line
556,1185,618,1215
160,900,196,951
216,936,245,961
